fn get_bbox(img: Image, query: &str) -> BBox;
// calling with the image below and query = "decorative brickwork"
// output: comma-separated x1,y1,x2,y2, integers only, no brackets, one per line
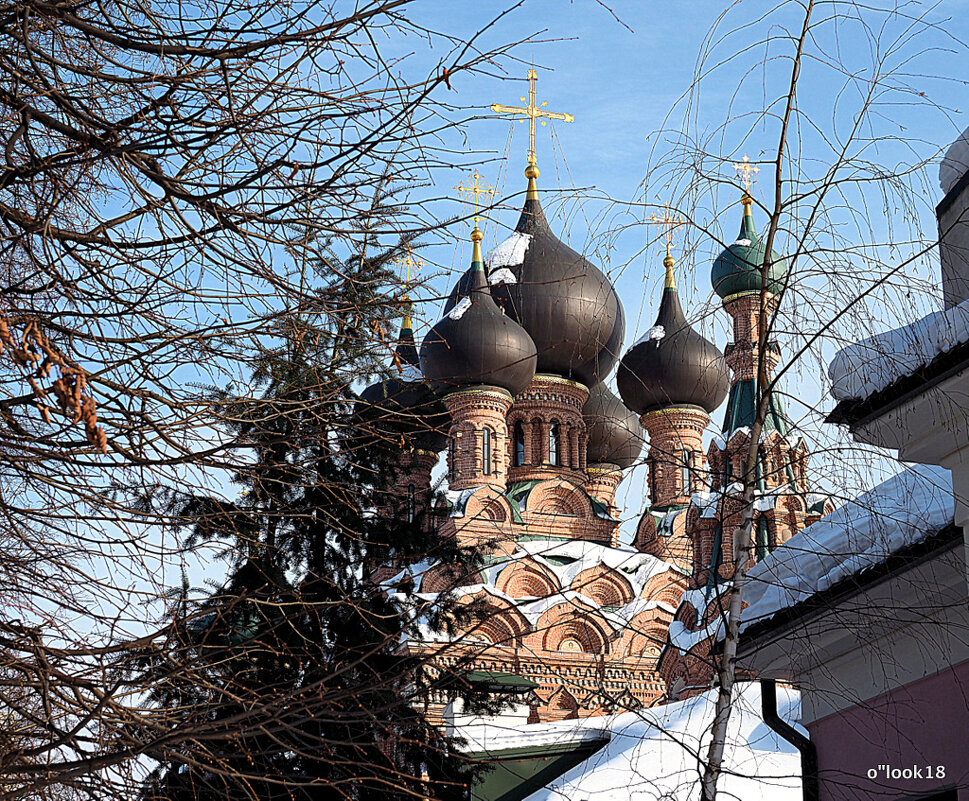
507,374,589,483
585,465,623,517
722,293,781,380
640,405,711,509
443,386,514,490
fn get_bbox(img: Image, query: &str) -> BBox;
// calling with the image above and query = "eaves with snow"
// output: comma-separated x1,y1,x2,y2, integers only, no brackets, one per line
735,464,954,637
461,681,804,801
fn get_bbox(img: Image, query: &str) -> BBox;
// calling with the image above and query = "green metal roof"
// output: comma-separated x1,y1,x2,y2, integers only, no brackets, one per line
463,670,538,691
711,206,788,299
467,736,609,801
722,377,792,437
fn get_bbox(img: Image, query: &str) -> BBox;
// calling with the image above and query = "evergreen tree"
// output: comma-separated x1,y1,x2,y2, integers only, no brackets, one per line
138,226,487,801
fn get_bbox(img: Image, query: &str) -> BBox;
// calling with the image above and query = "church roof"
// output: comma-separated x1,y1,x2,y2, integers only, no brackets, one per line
488,173,625,387
420,231,537,396
711,201,788,300
617,260,729,415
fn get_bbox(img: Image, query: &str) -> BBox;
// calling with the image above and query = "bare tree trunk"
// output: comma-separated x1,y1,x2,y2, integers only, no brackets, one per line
700,3,815,798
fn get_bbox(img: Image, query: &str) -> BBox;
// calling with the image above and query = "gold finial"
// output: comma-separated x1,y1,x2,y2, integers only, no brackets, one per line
491,69,574,175
733,153,760,208
648,203,684,289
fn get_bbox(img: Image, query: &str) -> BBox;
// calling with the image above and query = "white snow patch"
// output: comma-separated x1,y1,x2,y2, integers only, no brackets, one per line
738,463,953,633
828,295,969,402
635,324,666,346
489,267,517,285
468,682,804,801
733,238,753,247
396,361,424,382
668,617,725,654
447,296,472,320
489,232,532,268
940,125,969,195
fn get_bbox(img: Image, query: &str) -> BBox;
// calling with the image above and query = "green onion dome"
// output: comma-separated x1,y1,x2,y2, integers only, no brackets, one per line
710,198,788,299
617,258,729,415
357,303,449,453
583,381,644,470
420,229,538,397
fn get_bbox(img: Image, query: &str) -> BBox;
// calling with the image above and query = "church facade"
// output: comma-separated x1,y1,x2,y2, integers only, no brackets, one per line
361,108,832,723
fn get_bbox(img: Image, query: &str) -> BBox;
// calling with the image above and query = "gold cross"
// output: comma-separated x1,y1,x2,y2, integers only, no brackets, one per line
733,153,760,197
647,203,684,259
491,69,574,167
395,253,424,285
454,170,496,229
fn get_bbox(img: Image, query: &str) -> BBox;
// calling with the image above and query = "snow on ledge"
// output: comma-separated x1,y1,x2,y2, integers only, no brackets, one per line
940,125,969,195
737,464,953,635
828,295,969,402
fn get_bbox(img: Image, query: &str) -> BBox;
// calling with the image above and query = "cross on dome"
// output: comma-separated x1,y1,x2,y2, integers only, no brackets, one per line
454,170,496,237
733,153,760,205
491,69,574,174
648,202,685,286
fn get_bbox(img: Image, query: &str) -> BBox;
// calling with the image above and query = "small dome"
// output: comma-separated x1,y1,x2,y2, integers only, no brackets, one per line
420,235,537,396
617,262,729,414
583,382,644,470
711,201,788,299
489,172,624,387
358,308,449,453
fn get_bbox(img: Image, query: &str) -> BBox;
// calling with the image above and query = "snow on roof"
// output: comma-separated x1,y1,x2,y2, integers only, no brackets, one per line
461,682,803,801
828,295,969,402
633,324,665,346
738,463,953,634
514,537,672,596
489,232,532,269
940,125,969,195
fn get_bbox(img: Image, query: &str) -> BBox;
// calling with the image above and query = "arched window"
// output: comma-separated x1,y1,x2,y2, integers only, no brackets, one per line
513,422,525,466
481,427,493,476
548,422,561,466
407,483,416,524
680,449,692,493
448,438,456,474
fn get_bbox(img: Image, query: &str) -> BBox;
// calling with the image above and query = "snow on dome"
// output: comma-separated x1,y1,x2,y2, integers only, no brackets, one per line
489,267,517,285
488,231,532,268
634,324,665,346
446,296,472,320
828,295,969,401
457,682,803,801
733,237,753,247
940,125,969,195
738,463,953,634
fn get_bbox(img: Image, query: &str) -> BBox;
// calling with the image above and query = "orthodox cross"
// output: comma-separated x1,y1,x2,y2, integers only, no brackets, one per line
395,252,424,285
491,69,574,167
648,203,685,287
454,170,496,231
648,203,684,257
733,153,760,201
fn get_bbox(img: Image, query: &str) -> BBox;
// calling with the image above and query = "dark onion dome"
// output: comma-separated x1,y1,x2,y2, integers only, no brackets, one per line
488,166,624,387
420,229,537,397
357,304,449,453
711,196,789,299
617,258,729,415
583,381,644,469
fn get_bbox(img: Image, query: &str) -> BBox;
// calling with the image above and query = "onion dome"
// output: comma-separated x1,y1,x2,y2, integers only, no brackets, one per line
583,381,644,469
420,228,537,396
711,196,788,299
488,166,624,387
357,303,449,453
617,258,729,414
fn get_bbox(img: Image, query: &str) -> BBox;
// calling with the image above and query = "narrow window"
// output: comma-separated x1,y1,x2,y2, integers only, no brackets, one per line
680,449,691,493
548,422,561,466
407,483,416,524
448,438,456,474
482,427,493,476
514,422,525,466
